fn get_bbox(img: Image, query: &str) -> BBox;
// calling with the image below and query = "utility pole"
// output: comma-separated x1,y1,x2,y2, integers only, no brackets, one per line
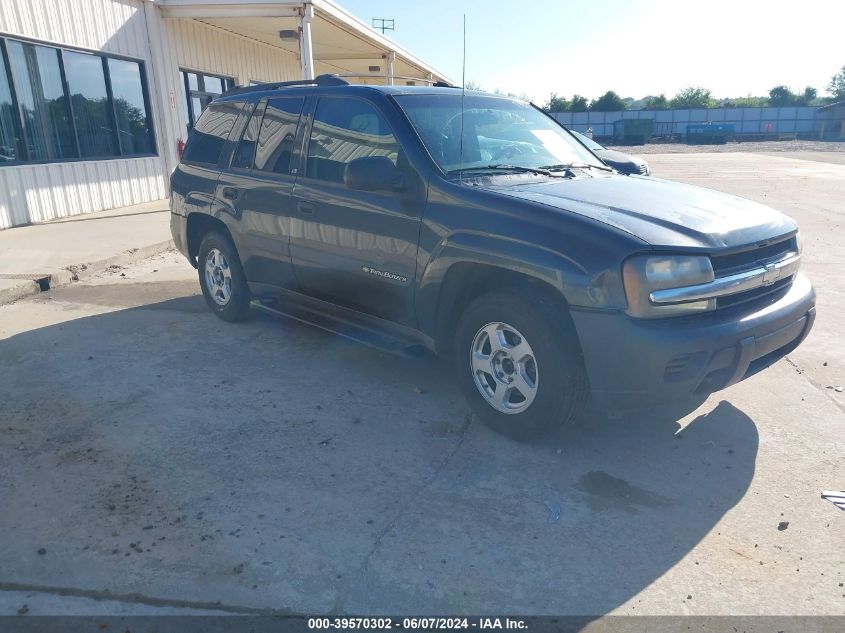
372,18,394,34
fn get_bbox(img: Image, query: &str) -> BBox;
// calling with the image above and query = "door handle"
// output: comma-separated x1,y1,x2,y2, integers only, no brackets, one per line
221,186,239,200
297,201,315,214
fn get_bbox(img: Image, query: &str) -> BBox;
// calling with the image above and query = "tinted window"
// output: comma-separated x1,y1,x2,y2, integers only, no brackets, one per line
254,97,303,174
306,97,398,183
7,40,76,161
108,58,153,155
64,51,118,158
0,54,19,162
182,101,241,165
231,102,261,170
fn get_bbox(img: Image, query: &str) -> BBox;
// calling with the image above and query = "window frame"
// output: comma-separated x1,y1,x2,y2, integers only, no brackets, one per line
301,94,401,187
181,68,236,131
0,32,157,167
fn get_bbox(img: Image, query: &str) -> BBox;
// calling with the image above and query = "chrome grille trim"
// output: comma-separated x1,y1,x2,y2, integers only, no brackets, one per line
650,252,800,305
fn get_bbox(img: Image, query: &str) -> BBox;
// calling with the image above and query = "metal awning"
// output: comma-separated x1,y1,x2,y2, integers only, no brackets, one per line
154,0,452,86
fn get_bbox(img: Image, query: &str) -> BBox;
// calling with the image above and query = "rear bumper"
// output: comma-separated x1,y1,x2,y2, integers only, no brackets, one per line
571,274,816,410
170,212,191,263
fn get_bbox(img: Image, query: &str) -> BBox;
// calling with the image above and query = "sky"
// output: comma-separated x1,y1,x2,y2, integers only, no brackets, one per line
340,0,845,104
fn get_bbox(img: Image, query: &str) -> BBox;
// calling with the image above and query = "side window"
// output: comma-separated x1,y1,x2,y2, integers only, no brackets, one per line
306,97,399,183
231,102,262,170
182,101,241,165
254,97,304,174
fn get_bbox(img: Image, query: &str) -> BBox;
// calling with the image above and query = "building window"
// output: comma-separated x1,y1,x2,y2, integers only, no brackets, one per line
181,70,235,132
64,51,119,158
0,36,156,165
108,58,154,155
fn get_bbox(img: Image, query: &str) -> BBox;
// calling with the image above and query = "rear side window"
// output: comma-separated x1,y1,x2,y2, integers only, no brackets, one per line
182,101,242,165
231,102,262,169
253,97,304,174
305,97,398,183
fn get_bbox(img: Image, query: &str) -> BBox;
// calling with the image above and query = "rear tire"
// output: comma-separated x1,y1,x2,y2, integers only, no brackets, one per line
197,231,251,322
453,289,588,440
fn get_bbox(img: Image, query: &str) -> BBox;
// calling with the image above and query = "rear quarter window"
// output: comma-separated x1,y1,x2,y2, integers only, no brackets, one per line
182,101,242,166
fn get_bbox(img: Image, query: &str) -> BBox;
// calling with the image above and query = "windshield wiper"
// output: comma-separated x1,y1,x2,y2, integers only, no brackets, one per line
540,162,614,172
447,164,557,177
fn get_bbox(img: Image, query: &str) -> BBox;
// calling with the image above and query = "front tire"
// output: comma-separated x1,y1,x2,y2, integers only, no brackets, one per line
454,289,588,440
197,231,251,322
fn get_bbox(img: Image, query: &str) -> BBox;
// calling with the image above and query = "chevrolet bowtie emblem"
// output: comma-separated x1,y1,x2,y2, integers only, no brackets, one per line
761,262,780,286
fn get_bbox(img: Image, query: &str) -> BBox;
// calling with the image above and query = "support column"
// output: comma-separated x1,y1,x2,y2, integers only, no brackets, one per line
299,3,314,80
386,51,395,86
142,0,181,188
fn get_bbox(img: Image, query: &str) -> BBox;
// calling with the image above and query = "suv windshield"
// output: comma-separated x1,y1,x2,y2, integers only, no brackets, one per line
394,93,604,174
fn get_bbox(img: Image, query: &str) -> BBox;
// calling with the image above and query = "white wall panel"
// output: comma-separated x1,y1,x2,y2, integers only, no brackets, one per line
0,0,150,58
0,158,167,230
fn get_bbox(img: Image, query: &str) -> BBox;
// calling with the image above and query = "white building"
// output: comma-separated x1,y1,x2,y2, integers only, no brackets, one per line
0,0,449,229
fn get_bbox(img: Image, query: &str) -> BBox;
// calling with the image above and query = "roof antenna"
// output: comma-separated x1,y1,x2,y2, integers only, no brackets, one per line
458,13,466,185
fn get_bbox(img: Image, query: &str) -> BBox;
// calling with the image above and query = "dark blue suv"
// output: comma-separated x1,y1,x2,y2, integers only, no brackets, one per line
170,76,815,439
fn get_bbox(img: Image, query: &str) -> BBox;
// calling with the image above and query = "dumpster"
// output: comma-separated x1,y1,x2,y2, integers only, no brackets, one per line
612,119,653,145
686,123,735,144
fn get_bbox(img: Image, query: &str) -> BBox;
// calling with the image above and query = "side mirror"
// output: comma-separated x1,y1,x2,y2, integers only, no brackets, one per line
344,156,403,191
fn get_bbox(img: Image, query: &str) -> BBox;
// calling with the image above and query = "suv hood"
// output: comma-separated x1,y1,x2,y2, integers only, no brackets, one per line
484,174,796,249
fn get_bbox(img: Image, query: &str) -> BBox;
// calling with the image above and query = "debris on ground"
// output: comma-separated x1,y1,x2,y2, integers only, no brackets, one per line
544,500,561,524
777,521,790,531
17,605,28,615
414,387,425,395
821,491,845,511
36,548,46,555
318,438,332,447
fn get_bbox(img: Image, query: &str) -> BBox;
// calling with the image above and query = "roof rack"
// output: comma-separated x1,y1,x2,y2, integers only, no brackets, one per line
222,74,349,96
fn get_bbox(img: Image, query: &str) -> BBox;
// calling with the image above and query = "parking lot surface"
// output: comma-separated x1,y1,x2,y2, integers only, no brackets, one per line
0,151,842,616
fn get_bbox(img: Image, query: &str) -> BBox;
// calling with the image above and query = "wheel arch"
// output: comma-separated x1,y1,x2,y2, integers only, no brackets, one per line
186,213,233,267
421,231,589,356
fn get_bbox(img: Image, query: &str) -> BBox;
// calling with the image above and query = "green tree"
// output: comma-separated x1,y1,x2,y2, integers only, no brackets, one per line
669,86,712,109
590,90,626,112
464,80,483,91
642,94,669,110
828,65,845,100
793,86,817,106
569,95,589,112
768,85,796,107
545,93,570,112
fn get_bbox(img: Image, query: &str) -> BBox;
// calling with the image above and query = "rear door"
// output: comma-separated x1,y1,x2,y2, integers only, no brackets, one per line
213,95,306,291
290,94,425,325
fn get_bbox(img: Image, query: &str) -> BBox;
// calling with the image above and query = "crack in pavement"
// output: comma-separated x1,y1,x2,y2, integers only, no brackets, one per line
363,413,474,565
328,413,475,613
0,582,297,616
785,355,845,414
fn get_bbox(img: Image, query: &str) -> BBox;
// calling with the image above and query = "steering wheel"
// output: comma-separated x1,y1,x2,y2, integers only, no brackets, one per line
490,143,526,162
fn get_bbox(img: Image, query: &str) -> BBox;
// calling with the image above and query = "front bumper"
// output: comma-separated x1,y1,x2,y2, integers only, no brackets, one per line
571,273,816,410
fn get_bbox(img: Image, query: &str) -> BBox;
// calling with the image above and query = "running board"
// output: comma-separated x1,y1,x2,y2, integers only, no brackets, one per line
250,298,429,359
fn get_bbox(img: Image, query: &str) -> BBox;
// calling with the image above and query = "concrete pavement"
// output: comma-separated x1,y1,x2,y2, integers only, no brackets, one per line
0,200,172,305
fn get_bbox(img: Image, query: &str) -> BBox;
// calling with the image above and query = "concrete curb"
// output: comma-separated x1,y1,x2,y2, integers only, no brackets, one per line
0,239,175,307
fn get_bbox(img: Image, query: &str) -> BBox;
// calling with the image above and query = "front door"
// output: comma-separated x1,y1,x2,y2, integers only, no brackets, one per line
290,95,424,325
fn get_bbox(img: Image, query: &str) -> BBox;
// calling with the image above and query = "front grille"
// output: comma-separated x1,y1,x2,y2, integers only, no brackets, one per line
636,163,648,174
710,237,796,276
716,276,792,310
706,237,798,311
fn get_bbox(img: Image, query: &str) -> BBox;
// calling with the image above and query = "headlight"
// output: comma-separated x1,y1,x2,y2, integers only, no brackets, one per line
622,254,716,318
